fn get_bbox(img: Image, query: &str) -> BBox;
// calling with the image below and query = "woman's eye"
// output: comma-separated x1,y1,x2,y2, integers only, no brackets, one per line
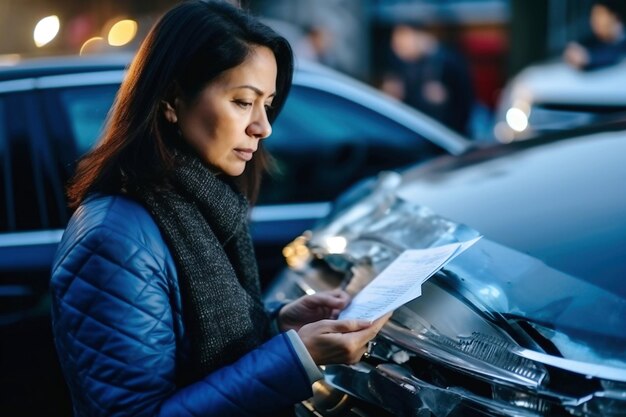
234,100,252,109
264,104,274,112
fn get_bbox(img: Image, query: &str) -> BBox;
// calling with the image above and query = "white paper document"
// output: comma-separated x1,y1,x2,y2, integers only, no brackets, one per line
338,236,482,322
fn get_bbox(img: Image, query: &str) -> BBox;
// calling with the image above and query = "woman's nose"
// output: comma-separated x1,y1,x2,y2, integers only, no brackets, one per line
247,107,272,139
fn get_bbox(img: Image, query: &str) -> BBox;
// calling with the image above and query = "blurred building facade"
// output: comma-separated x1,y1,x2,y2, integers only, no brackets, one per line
0,1,611,71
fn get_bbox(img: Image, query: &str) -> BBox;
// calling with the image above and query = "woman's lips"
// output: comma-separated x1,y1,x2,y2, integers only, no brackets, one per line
234,148,254,161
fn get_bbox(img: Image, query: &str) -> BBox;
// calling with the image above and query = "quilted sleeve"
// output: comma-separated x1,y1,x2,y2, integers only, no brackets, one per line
51,225,313,417
51,225,180,416
158,331,314,417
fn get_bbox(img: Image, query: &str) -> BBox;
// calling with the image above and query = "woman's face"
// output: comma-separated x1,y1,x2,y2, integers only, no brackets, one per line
173,46,277,176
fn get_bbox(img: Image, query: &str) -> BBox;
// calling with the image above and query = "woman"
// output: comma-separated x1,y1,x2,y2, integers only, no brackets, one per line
50,1,389,416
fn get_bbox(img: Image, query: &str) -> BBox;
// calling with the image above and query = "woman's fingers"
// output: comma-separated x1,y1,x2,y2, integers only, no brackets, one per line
311,318,370,333
298,312,392,365
309,290,350,309
328,288,350,299
318,312,391,338
372,312,393,329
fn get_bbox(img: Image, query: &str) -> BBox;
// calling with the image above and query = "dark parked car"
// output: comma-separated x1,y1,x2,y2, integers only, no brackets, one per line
267,121,626,416
0,54,469,415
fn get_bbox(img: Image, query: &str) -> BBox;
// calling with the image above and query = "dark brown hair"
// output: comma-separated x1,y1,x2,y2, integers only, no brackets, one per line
67,0,293,208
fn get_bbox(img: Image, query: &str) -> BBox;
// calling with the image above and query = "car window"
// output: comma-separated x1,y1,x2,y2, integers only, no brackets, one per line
0,85,117,232
27,91,72,230
2,81,444,220
0,92,46,231
0,98,10,231
38,83,119,203
260,85,443,204
57,86,118,155
269,85,420,149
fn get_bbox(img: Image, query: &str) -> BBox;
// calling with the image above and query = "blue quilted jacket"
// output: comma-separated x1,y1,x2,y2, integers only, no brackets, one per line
50,195,314,416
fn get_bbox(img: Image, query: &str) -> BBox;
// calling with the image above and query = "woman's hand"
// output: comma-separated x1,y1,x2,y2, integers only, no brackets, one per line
297,313,392,365
278,289,350,332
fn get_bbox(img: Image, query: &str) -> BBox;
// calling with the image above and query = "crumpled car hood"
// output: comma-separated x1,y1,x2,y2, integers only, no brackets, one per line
270,171,626,416
304,171,626,374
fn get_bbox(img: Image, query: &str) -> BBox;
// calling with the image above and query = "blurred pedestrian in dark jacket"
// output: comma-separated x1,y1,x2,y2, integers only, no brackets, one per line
564,0,626,70
381,24,475,136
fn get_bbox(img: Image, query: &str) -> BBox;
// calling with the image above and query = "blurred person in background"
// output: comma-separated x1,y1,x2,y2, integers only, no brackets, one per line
381,24,475,136
252,0,370,80
296,23,338,67
49,1,389,416
563,0,626,70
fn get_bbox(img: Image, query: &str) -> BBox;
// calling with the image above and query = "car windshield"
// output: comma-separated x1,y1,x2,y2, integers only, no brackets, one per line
311,187,626,370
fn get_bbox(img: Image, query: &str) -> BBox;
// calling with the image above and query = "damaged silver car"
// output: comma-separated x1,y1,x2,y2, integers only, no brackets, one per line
266,122,626,417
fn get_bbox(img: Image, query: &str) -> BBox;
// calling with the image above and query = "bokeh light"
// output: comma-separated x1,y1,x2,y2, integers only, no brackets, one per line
505,107,529,132
79,37,105,55
325,236,347,254
107,19,138,47
34,15,60,47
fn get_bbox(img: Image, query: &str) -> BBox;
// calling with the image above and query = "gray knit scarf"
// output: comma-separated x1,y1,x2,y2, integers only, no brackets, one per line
135,152,271,382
